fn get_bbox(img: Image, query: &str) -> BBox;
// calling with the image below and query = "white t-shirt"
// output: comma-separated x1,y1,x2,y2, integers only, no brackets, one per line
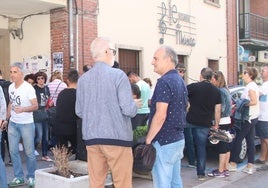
259,81,268,121
241,81,259,120
9,81,36,124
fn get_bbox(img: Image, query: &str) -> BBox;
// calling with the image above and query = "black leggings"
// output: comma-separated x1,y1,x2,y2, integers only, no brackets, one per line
55,134,77,154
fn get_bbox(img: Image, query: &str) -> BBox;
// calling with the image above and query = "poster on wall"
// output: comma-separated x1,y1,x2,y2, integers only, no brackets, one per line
52,52,64,73
23,55,51,74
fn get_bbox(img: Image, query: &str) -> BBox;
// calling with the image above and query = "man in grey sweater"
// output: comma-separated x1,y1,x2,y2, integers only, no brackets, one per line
76,37,138,188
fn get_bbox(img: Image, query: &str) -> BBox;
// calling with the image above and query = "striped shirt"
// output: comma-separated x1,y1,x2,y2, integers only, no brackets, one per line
47,79,67,105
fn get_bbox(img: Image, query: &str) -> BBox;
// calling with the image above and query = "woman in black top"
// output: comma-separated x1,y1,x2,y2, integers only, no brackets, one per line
53,70,79,155
33,71,52,162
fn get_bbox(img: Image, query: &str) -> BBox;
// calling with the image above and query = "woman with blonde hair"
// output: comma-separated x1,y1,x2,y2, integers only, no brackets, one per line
47,71,67,148
47,70,67,106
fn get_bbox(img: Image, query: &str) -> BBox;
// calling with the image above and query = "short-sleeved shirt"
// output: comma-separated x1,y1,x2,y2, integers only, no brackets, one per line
136,79,150,114
259,81,268,121
187,80,221,127
9,81,37,124
149,70,188,146
241,81,259,120
47,79,67,106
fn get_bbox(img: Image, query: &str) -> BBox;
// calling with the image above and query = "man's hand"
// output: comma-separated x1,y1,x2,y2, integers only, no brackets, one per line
0,120,8,131
134,99,142,108
145,137,152,145
13,106,25,114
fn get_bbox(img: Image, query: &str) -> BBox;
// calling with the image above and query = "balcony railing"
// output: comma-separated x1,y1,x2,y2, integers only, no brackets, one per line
239,13,268,41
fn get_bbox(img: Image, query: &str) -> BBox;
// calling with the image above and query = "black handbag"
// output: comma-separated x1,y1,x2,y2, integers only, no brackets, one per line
46,82,61,126
47,106,56,126
33,109,48,122
133,144,156,174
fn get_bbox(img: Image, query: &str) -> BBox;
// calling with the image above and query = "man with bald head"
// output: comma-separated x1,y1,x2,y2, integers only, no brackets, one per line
146,46,188,188
76,37,138,188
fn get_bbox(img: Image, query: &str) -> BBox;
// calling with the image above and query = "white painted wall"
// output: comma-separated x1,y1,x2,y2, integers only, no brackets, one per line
97,0,227,84
9,14,51,64
0,17,8,28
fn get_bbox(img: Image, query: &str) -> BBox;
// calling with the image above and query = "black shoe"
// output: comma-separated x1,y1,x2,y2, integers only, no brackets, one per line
255,159,265,164
197,175,207,181
7,160,12,166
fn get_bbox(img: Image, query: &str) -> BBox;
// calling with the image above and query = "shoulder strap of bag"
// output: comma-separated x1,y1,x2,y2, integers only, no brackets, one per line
50,81,62,100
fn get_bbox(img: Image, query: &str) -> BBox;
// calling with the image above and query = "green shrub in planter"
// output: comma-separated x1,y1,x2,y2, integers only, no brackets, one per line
133,125,148,142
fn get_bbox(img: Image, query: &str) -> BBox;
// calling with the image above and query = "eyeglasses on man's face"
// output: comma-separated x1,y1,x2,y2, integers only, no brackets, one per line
109,48,116,56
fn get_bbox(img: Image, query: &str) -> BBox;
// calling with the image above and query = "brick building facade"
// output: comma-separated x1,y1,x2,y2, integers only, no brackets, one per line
50,0,98,77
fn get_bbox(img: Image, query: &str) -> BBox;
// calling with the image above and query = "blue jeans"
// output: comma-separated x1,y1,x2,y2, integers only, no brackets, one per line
189,123,210,176
230,118,257,164
184,126,196,165
0,132,8,188
152,140,185,188
8,121,36,179
35,121,49,156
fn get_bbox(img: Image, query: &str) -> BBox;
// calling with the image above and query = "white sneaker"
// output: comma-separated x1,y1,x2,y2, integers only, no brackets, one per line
242,166,254,174
34,150,39,156
19,143,24,151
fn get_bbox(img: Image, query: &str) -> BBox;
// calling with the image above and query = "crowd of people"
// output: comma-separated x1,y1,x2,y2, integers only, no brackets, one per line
0,36,268,188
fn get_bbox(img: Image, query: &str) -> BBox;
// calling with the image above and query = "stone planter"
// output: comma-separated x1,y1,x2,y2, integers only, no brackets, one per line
35,167,88,188
35,160,113,188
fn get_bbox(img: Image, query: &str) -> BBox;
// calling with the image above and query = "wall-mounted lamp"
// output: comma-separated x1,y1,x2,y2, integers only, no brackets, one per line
9,28,21,39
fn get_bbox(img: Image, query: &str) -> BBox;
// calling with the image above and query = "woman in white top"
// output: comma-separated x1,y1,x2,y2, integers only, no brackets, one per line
255,64,268,165
229,67,259,174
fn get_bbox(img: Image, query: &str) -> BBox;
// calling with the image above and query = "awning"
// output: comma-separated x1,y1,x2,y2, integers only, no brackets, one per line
0,0,66,17
239,38,268,51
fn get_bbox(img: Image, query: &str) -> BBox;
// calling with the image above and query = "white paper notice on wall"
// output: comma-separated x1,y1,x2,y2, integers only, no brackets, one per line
23,55,51,74
52,52,64,73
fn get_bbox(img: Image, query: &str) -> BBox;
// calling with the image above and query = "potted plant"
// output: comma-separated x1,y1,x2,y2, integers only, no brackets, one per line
35,146,89,188
35,146,113,188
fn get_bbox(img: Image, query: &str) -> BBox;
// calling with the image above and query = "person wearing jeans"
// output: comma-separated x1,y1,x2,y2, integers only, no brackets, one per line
184,127,196,167
0,132,8,188
189,124,210,176
34,122,50,161
7,62,38,188
8,122,36,179
0,85,8,188
152,140,185,187
33,71,52,162
176,63,197,168
186,67,221,180
146,46,188,188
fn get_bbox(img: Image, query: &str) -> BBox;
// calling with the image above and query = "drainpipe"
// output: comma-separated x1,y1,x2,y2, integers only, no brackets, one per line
76,13,79,71
69,0,75,69
236,0,240,84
